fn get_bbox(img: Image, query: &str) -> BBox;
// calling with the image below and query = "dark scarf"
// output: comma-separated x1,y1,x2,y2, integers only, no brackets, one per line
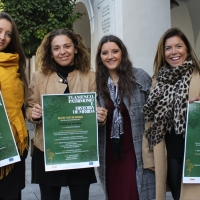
108,77,124,160
56,63,76,77
143,60,194,148
56,63,75,93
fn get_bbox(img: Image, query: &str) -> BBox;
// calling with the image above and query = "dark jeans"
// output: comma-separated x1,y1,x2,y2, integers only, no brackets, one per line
39,184,90,200
167,158,183,200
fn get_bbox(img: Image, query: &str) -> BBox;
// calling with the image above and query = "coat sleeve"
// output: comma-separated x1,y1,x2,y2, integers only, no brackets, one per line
142,78,157,169
25,72,42,124
142,123,155,168
133,67,151,93
88,71,96,93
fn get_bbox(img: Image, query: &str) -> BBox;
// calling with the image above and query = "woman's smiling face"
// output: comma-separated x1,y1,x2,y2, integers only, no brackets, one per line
164,36,188,67
0,18,12,52
51,35,77,67
100,41,122,73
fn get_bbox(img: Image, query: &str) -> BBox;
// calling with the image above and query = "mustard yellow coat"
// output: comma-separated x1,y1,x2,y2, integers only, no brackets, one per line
0,53,28,179
0,53,27,153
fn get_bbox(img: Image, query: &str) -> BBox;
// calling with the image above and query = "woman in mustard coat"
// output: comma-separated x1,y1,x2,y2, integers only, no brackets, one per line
0,12,28,200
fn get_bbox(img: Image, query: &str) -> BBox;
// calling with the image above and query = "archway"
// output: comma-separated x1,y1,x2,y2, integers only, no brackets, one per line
74,1,94,68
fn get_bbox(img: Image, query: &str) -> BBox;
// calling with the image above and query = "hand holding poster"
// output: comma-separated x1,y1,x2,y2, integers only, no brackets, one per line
183,101,200,183
42,92,99,171
0,92,20,167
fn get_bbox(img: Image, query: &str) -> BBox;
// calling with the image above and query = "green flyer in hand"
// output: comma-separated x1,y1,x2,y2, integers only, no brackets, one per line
42,92,99,171
183,101,200,183
0,92,20,167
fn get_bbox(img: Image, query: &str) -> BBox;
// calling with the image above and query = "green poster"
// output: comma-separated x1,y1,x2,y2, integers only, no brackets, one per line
0,92,20,167
183,101,200,183
42,92,99,171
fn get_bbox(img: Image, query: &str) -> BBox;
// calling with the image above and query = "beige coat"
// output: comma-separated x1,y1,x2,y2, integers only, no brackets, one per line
142,71,200,200
26,70,96,151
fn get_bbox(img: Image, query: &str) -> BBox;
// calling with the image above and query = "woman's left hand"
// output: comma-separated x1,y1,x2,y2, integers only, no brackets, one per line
189,97,200,103
97,107,108,123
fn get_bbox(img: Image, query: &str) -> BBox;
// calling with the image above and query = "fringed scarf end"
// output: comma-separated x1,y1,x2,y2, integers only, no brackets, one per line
0,164,14,180
17,136,29,155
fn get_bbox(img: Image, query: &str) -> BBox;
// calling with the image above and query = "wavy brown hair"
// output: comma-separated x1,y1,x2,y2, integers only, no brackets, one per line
96,35,135,106
36,28,90,74
153,27,200,78
0,12,28,99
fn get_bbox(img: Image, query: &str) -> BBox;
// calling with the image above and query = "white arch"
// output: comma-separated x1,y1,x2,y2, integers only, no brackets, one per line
76,0,94,34
171,1,195,49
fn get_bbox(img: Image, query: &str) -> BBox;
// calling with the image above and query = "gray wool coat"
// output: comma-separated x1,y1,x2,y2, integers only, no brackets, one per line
97,68,155,200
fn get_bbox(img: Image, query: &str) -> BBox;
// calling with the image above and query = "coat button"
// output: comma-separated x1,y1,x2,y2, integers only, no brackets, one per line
131,111,135,116
134,136,137,140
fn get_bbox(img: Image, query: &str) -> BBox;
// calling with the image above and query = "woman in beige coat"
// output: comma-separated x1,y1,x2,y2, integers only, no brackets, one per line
142,28,200,200
25,29,106,200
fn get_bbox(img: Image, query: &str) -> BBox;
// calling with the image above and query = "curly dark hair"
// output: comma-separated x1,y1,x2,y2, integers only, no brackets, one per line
36,28,91,74
95,35,135,106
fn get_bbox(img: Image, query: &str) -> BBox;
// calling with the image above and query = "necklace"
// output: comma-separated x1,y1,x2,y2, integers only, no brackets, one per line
57,72,68,85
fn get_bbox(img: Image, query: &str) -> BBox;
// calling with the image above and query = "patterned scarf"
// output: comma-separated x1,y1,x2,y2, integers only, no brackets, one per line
143,60,194,148
108,77,124,160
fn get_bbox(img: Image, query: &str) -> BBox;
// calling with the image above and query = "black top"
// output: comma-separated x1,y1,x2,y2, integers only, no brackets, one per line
32,146,96,186
56,63,75,93
165,128,185,159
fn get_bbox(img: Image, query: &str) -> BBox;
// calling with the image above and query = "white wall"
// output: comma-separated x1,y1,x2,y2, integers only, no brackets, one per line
171,1,195,49
76,0,171,75
171,0,200,59
92,0,171,76
122,0,171,76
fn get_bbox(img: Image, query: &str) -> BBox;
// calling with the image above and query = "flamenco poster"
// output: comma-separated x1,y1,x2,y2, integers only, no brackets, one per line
0,92,20,167
42,92,99,171
183,101,200,183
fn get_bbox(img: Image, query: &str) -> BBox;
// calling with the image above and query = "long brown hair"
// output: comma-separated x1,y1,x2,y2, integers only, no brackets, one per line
153,27,200,78
36,28,91,75
0,12,28,99
96,35,135,106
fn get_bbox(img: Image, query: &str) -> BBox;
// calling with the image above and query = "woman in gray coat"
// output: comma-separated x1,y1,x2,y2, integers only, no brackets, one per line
96,35,155,200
